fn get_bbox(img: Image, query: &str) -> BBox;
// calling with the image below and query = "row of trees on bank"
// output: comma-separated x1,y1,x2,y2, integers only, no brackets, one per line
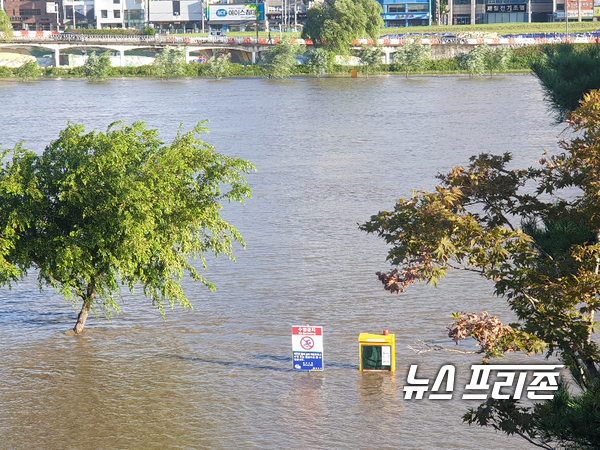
6,40,528,83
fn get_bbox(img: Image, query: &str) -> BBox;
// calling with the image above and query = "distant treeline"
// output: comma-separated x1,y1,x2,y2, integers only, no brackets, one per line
0,46,545,79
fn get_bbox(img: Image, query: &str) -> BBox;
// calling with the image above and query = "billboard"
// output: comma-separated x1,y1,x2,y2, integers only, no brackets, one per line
208,4,264,22
46,2,58,13
566,0,594,16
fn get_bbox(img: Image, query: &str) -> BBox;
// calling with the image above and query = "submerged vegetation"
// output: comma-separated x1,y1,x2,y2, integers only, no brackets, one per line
0,44,546,80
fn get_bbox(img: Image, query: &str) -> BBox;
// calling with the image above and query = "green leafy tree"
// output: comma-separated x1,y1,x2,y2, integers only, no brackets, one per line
306,48,333,78
204,53,232,80
531,44,600,122
392,39,431,78
302,0,383,55
483,46,512,76
361,90,600,448
15,61,40,81
82,51,111,82
456,44,487,76
143,26,156,36
154,46,186,80
0,8,13,43
357,45,383,77
0,121,254,334
261,37,305,79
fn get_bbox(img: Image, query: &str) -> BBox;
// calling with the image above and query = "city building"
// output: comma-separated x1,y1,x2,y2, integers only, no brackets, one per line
148,0,206,32
95,0,145,28
378,0,432,27
445,0,584,24
5,0,61,30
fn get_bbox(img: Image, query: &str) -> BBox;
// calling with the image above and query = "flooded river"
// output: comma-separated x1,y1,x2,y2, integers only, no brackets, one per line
0,75,560,449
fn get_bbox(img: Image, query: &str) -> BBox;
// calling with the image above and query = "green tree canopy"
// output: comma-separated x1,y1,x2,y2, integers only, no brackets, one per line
204,53,232,80
0,8,13,43
455,44,487,76
306,48,334,78
392,39,431,78
0,121,254,334
261,37,305,79
82,51,111,82
357,45,383,76
361,90,600,448
15,61,40,82
483,46,512,76
301,0,384,55
154,46,186,80
531,44,600,122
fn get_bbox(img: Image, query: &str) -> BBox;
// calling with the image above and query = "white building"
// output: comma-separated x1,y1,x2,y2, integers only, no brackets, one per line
148,0,205,32
94,0,146,29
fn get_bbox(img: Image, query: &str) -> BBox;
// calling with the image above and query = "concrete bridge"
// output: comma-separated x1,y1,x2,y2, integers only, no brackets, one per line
1,33,275,66
0,31,588,67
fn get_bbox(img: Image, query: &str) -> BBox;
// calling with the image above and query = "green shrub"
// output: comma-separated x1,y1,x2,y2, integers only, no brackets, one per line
15,61,40,81
0,66,12,78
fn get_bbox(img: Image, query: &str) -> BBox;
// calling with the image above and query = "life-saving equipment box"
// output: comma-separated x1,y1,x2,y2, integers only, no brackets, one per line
358,330,395,372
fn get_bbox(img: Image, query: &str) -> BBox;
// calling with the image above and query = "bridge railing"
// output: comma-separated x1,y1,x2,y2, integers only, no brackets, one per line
8,30,599,46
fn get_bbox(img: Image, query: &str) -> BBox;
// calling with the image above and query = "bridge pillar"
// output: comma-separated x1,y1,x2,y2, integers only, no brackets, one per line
185,48,191,63
119,49,125,67
54,48,60,68
252,51,256,64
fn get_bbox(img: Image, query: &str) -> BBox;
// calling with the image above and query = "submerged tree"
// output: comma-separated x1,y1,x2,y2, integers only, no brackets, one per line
455,44,487,76
204,53,232,80
82,51,111,81
392,39,431,78
154,46,186,80
261,37,305,79
0,121,254,334
361,90,600,448
357,45,383,77
306,48,334,78
483,46,512,76
15,61,40,81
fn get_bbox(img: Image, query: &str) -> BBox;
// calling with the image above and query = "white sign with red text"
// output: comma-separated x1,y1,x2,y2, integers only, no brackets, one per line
292,326,323,371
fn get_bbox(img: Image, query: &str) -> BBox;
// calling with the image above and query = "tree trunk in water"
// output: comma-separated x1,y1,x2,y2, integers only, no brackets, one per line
73,300,92,334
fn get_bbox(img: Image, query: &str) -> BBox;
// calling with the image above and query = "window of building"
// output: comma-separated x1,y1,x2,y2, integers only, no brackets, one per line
454,0,470,4
101,9,107,18
388,5,406,12
19,9,41,15
114,10,121,18
113,0,120,3
407,3,428,11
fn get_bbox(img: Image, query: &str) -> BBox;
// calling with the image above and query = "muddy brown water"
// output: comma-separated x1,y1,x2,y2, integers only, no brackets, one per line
0,75,561,449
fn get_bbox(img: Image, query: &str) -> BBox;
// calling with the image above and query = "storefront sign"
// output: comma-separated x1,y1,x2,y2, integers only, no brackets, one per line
485,3,527,13
208,4,264,22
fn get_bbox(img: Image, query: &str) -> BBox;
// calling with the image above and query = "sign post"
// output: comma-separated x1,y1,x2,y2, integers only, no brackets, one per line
292,325,323,371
